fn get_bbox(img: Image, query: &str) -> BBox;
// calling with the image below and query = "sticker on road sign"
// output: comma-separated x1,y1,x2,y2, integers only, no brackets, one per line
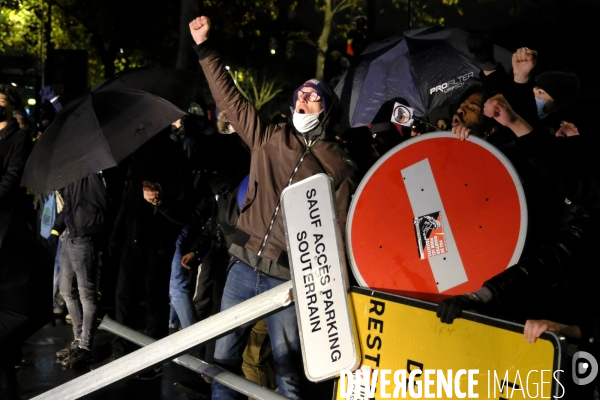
413,211,447,260
281,174,361,382
335,288,564,400
347,132,527,296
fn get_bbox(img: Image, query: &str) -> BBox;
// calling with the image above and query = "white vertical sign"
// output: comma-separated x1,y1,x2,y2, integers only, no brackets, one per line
281,173,361,382
401,158,468,292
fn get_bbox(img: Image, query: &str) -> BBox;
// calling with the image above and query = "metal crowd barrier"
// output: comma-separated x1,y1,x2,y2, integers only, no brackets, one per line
98,315,288,400
33,281,294,400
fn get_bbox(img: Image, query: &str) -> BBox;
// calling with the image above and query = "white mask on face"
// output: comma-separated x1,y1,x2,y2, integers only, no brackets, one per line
292,110,323,133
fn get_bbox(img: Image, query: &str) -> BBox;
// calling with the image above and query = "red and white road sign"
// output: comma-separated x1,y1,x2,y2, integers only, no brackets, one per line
347,132,527,296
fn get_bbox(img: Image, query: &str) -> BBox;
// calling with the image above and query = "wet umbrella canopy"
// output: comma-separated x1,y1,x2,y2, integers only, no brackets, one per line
21,88,185,193
92,68,205,113
335,26,512,127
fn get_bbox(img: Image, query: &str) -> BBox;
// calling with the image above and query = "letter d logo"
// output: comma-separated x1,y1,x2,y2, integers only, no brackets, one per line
572,351,598,386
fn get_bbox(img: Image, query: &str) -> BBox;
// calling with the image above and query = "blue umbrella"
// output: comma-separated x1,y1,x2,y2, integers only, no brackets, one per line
335,26,512,127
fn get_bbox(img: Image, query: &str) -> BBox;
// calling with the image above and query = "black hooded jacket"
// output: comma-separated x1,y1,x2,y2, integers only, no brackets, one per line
52,173,109,238
482,128,600,327
0,119,31,212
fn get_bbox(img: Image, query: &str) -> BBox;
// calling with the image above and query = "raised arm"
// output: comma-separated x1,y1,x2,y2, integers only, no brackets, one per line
189,16,273,151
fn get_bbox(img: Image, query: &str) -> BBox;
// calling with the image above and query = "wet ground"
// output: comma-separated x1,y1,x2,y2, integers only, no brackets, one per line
16,316,209,400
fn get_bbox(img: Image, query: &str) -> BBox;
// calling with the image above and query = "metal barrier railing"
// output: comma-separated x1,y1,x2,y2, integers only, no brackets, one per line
32,281,294,400
99,315,288,400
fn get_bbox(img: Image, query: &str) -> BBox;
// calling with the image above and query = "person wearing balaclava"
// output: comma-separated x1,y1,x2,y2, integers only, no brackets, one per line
533,71,580,119
189,16,357,400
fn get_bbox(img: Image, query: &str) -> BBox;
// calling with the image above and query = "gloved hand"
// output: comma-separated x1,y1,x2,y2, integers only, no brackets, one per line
436,294,478,324
466,34,496,71
40,86,58,102
47,232,59,248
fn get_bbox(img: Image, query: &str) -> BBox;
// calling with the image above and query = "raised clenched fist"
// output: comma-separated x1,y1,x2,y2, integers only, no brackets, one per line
512,47,537,84
483,94,518,127
189,16,211,45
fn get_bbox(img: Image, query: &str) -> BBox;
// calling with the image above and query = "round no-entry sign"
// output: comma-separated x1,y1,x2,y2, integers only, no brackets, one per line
347,132,527,296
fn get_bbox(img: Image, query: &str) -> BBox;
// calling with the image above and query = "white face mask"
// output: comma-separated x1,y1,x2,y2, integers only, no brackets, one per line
293,110,323,133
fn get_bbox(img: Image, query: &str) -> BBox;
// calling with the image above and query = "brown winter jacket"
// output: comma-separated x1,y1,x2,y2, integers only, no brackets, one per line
195,43,357,280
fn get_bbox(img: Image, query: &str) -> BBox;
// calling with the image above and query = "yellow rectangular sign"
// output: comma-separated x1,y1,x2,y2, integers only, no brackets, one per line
335,288,564,399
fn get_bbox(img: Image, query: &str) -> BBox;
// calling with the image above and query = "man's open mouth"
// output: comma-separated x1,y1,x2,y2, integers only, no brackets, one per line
451,114,462,127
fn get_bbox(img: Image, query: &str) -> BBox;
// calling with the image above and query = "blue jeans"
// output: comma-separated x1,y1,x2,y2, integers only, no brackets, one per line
169,226,198,329
59,232,97,350
211,261,303,400
53,238,63,310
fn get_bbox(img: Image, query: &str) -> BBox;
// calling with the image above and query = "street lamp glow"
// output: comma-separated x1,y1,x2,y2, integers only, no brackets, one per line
225,65,230,70
27,98,36,105
270,49,276,55
11,82,17,87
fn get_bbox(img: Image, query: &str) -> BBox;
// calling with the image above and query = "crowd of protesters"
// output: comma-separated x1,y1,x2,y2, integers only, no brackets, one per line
1,13,599,400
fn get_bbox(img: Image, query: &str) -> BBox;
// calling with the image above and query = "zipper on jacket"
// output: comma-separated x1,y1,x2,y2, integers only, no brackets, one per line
256,138,314,260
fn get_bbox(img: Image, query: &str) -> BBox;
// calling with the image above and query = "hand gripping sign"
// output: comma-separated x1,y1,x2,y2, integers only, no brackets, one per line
281,173,361,382
347,132,527,297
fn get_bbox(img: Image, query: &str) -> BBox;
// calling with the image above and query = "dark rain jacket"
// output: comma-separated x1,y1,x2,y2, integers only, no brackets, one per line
52,173,108,238
483,128,599,327
194,42,357,280
110,132,193,249
0,119,31,212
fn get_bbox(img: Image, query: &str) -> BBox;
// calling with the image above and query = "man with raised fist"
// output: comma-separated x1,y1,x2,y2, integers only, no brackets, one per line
189,16,357,400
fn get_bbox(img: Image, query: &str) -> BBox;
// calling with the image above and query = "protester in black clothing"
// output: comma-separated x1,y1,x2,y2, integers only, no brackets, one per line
0,84,31,215
171,133,250,394
440,94,599,398
533,71,580,120
50,173,109,367
91,131,193,379
183,134,250,320
0,84,50,399
470,38,580,137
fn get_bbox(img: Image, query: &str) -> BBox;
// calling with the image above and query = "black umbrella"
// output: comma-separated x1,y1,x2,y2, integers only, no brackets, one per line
335,26,512,127
21,88,185,192
92,68,206,113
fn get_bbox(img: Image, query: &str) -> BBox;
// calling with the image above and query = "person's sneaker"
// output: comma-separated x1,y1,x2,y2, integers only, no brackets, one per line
61,347,92,367
65,314,72,325
135,366,163,381
89,354,121,371
56,340,80,359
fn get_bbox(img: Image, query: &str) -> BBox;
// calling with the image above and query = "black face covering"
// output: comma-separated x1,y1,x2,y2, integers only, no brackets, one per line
0,105,7,123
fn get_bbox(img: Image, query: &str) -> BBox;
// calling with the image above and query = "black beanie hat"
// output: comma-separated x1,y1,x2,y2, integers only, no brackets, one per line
535,72,580,107
293,78,333,115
